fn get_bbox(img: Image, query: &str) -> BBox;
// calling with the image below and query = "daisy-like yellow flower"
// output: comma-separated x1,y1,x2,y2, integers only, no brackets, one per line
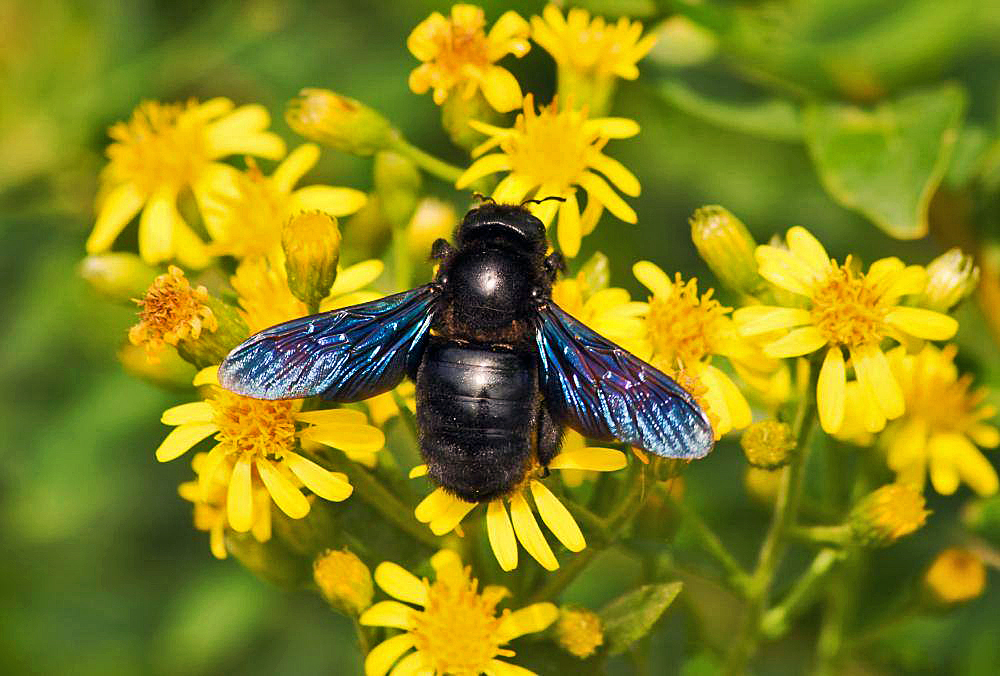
87,98,285,266
456,94,640,258
204,143,367,260
411,446,627,571
231,255,384,333
155,366,385,531
633,261,759,439
551,271,649,357
531,5,657,114
407,5,530,113
178,451,272,559
883,344,999,497
360,549,557,676
733,227,959,434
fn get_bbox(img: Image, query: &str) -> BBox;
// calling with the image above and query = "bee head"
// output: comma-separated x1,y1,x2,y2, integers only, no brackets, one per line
456,199,548,253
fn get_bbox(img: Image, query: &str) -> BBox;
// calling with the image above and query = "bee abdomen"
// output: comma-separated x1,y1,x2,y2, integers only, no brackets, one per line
416,338,538,502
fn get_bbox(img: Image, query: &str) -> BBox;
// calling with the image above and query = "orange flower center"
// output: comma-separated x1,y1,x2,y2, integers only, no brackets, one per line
128,265,217,355
409,568,507,675
210,389,297,460
426,14,492,77
810,260,887,346
502,101,597,190
645,274,727,366
106,101,209,194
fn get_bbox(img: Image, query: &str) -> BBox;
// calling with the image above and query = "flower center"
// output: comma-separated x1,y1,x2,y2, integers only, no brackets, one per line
210,389,298,460
212,160,286,259
429,13,491,80
645,275,727,366
902,346,983,434
409,568,505,675
503,102,597,190
810,260,887,346
129,266,217,353
106,101,209,194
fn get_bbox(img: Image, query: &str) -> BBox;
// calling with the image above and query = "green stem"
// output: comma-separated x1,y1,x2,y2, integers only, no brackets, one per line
725,376,817,674
389,137,465,185
351,616,371,655
761,548,843,638
667,491,752,595
391,220,412,292
789,524,852,547
322,451,440,549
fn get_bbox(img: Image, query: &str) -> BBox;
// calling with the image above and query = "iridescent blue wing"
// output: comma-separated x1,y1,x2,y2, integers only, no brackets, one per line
219,284,440,401
534,301,714,459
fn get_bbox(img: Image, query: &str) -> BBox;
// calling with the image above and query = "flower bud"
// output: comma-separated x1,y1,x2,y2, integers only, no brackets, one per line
689,206,760,295
924,547,986,603
920,248,979,312
128,266,248,368
849,484,929,547
374,151,421,228
441,92,500,151
287,88,397,156
407,198,457,261
745,467,782,504
118,342,197,390
577,251,610,297
555,606,604,659
314,548,374,615
282,211,342,310
79,253,158,303
741,421,796,470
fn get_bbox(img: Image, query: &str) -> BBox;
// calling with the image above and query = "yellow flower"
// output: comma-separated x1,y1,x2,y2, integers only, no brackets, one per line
178,451,272,559
551,272,649,356
87,98,285,265
231,255,384,333
364,381,418,427
412,447,627,571
634,261,759,438
457,94,640,258
204,144,367,260
555,607,604,659
155,366,385,531
883,344,999,497
733,227,958,434
531,5,657,82
129,265,218,360
530,5,656,115
848,483,929,546
360,549,557,676
925,547,987,603
407,4,530,113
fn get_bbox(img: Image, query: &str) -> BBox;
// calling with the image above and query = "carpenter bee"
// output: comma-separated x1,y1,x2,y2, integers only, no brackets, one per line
220,201,714,502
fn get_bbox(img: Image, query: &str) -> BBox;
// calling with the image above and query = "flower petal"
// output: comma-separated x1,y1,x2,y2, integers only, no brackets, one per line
927,434,961,495
530,480,585,552
285,451,353,501
298,423,385,454
359,600,415,630
227,455,254,532
755,246,819,296
852,344,904,420
556,192,581,258
785,227,831,274
388,650,428,676
488,660,537,676
330,259,384,295
480,66,522,113
194,365,220,386
155,423,218,462
255,457,310,518
415,487,455,523
138,189,177,264
295,408,368,425
549,447,626,472
884,307,958,341
495,602,559,642
633,260,672,298
947,433,999,496
508,492,558,571
87,181,145,253
374,562,428,606
763,326,827,358
578,171,636,224
817,347,846,434
408,464,429,478
364,634,416,676
428,496,477,536
588,152,640,196
288,185,368,217
161,401,215,425
272,143,320,195
733,306,812,336
487,500,519,571
584,117,639,139
456,153,513,189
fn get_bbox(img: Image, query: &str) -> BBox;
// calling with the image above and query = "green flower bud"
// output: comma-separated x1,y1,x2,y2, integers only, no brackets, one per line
921,248,979,312
79,253,158,304
689,206,760,295
741,421,796,470
287,88,397,156
282,211,342,311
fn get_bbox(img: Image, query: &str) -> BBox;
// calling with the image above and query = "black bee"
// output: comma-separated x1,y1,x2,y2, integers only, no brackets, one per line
219,202,714,502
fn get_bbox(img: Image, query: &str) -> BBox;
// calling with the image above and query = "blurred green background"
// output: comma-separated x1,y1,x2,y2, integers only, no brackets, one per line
3,1,1000,674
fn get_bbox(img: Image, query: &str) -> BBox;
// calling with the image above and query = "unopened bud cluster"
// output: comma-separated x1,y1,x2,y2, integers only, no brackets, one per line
741,420,796,469
287,88,397,156
282,211,342,310
690,206,760,296
313,548,373,615
849,484,929,547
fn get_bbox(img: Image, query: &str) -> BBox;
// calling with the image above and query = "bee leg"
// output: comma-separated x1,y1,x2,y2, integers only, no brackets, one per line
536,401,564,468
430,238,456,262
544,252,566,282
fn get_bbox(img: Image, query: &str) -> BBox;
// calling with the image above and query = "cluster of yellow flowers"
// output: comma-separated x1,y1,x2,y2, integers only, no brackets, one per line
82,3,996,673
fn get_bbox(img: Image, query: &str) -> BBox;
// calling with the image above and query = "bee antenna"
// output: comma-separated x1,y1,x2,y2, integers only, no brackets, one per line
521,195,567,207
472,192,496,205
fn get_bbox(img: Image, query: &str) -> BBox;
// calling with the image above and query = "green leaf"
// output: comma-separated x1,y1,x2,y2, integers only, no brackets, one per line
599,581,683,655
803,85,966,239
656,79,804,142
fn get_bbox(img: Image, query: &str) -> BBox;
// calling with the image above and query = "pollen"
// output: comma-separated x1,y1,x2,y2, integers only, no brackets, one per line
645,274,728,365
209,388,298,461
409,565,509,675
504,99,596,190
128,265,217,358
106,101,208,195
809,258,887,346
